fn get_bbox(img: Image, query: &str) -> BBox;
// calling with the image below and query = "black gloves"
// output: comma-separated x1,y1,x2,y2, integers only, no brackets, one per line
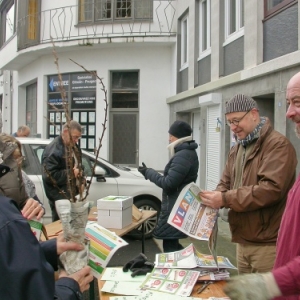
131,262,155,277
138,162,148,177
123,253,155,277
123,253,148,271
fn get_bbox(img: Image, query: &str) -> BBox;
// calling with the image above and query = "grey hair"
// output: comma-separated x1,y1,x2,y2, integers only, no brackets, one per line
62,120,82,133
17,125,30,133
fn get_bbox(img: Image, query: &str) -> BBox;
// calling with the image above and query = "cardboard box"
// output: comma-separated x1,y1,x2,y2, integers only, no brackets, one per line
97,196,133,229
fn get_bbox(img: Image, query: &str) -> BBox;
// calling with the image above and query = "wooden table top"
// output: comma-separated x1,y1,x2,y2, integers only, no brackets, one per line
43,207,157,239
98,275,228,299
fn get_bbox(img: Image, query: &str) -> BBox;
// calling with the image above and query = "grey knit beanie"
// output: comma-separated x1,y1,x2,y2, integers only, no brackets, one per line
225,94,258,114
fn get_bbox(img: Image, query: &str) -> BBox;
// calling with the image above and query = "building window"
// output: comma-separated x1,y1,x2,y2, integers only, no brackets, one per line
0,0,15,47
111,71,139,109
264,0,296,18
180,15,188,69
224,0,244,44
79,0,153,23
199,0,211,58
26,82,37,136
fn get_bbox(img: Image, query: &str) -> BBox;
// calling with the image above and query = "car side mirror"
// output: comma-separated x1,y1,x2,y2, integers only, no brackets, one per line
94,166,105,176
94,166,106,182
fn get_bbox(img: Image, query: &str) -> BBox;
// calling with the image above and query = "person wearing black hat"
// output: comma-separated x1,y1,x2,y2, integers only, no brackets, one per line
199,94,297,275
138,120,199,252
0,162,93,299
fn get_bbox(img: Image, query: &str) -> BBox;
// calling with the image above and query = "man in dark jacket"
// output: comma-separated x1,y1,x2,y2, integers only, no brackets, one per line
138,120,199,252
0,164,93,300
42,120,83,221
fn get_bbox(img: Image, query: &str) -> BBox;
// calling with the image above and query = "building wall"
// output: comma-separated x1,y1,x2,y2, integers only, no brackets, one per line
168,0,300,184
263,3,298,62
8,44,175,170
197,55,211,86
223,37,244,76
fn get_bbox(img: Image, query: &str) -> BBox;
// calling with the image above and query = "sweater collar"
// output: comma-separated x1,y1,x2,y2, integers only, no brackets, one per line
167,136,192,158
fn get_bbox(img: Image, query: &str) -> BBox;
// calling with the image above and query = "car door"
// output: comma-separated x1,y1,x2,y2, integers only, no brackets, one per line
80,154,119,204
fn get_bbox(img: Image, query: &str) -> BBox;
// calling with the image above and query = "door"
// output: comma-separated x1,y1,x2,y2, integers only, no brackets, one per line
110,71,139,167
110,112,138,166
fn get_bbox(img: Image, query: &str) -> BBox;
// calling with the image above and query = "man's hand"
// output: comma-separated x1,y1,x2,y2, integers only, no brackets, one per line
73,166,80,178
199,190,223,209
223,273,281,300
56,233,85,255
59,266,93,293
21,198,44,220
138,163,148,177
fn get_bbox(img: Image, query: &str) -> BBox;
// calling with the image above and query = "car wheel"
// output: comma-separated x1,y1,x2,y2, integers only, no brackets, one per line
127,198,161,240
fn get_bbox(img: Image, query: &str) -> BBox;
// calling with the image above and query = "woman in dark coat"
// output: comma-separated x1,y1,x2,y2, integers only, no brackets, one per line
138,120,199,252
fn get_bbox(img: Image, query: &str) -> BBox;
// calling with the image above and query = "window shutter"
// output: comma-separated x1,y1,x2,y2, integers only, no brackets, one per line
206,105,221,190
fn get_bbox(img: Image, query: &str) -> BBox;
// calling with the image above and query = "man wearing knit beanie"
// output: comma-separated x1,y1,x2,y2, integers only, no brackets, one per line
225,94,258,115
199,93,297,277
138,120,199,252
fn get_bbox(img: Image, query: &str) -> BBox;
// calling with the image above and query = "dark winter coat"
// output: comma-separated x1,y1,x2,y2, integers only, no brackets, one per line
0,196,82,299
42,136,82,204
146,140,199,239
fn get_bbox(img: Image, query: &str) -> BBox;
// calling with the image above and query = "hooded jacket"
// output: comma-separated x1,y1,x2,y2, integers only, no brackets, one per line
216,118,297,245
0,196,82,299
0,139,27,209
146,139,199,239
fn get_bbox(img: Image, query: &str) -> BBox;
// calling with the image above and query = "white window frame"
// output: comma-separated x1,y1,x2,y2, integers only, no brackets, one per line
224,0,244,46
199,0,211,60
180,14,188,70
0,0,15,47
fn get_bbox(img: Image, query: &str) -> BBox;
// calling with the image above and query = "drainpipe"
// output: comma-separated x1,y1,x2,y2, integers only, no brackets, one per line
2,70,12,134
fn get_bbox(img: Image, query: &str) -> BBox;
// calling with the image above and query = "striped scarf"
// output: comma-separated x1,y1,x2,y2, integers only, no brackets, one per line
237,117,266,147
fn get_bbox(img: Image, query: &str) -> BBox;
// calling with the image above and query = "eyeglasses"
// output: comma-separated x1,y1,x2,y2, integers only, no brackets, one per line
71,135,81,140
226,110,251,127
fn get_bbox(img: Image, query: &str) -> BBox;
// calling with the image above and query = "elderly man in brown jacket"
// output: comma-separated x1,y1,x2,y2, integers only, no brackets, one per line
200,94,297,274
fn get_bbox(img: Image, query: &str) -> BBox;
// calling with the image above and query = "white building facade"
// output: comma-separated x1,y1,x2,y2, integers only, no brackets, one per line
0,0,177,170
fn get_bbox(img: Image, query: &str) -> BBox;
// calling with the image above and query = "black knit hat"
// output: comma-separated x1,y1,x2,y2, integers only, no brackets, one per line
225,94,258,114
168,120,192,138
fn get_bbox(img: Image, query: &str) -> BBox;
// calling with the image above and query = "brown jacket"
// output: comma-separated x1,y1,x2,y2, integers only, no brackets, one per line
217,119,297,245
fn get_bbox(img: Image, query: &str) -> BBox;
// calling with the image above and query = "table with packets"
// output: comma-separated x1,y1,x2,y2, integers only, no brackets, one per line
97,267,228,299
44,207,158,300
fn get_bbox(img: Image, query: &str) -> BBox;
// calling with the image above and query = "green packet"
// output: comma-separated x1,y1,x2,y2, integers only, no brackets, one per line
28,218,43,240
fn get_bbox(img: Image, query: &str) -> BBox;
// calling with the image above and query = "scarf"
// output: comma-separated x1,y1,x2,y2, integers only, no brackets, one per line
167,136,192,158
237,117,266,147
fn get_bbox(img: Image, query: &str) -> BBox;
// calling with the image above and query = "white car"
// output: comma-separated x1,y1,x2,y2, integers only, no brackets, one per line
17,138,162,238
